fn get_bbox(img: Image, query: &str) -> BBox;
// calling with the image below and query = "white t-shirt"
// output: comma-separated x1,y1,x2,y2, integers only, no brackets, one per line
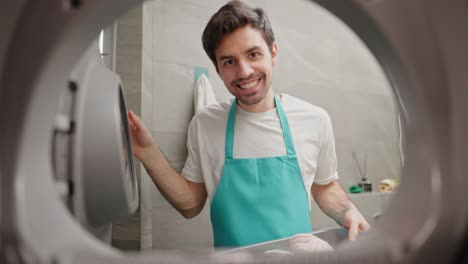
181,94,339,207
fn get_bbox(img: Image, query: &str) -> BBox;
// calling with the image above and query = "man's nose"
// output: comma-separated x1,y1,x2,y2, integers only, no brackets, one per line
237,59,254,78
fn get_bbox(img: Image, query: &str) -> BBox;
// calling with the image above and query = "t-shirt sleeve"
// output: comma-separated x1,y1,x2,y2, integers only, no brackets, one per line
181,118,204,183
313,112,339,185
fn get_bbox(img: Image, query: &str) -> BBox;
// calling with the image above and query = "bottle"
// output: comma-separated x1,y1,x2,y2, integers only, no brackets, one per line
358,177,372,192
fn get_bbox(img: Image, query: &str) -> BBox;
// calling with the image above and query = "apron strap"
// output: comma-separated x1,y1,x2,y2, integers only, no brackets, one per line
225,95,297,159
225,99,237,159
274,95,297,157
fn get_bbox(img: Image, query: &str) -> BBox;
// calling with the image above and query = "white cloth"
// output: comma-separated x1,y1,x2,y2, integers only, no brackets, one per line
194,74,217,113
182,94,339,207
290,233,333,252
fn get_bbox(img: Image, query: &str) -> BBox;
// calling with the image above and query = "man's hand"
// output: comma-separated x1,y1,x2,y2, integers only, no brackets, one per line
127,111,208,219
311,181,370,241
342,205,370,240
127,111,156,163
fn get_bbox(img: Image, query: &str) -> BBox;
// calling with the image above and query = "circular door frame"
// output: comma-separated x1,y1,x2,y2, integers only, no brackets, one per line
1,0,467,263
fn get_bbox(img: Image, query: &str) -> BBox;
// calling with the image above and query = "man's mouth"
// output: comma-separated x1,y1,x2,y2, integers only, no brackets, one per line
237,79,259,89
235,77,262,90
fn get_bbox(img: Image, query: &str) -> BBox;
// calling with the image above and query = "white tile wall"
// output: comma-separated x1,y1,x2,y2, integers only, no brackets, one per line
151,0,214,66
151,62,195,133
113,4,143,251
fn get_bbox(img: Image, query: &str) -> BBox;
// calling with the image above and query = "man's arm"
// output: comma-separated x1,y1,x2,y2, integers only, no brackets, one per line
128,111,207,219
311,180,370,240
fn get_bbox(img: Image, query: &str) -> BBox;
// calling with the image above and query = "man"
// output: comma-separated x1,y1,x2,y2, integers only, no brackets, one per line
128,0,370,248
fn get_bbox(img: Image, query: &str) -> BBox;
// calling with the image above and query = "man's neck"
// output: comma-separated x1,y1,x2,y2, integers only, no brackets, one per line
237,89,275,113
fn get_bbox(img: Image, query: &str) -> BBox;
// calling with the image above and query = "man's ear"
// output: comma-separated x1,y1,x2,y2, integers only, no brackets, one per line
271,42,278,66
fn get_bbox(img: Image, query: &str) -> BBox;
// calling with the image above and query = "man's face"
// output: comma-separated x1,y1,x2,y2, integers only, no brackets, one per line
215,25,277,108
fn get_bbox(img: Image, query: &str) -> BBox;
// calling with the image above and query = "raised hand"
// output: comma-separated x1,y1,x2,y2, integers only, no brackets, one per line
127,110,156,163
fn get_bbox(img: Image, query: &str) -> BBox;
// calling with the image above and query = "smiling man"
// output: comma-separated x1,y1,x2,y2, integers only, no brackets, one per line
128,0,369,248
214,25,276,112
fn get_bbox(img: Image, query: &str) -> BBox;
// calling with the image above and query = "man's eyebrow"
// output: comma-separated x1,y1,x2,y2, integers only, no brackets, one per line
218,46,263,61
246,46,262,53
218,55,235,61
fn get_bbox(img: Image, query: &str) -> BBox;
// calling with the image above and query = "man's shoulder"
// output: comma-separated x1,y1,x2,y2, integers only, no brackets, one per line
281,94,329,119
192,98,233,124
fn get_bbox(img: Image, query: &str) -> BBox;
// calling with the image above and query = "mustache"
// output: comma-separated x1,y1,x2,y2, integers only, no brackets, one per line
231,73,264,86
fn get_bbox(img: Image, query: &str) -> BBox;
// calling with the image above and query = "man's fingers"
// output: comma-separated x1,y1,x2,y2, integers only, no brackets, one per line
127,113,135,129
128,110,142,131
360,221,371,232
348,221,359,241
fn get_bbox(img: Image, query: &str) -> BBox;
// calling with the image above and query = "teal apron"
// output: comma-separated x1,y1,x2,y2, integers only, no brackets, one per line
210,95,312,248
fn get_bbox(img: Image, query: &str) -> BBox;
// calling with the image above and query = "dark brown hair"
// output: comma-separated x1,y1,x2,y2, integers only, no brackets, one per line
201,0,275,71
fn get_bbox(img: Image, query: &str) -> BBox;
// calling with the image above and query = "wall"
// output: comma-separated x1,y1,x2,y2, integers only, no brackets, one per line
111,5,143,251
116,0,401,251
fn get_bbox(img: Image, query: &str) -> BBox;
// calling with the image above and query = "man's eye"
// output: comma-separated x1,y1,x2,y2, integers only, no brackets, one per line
224,60,234,66
249,52,260,58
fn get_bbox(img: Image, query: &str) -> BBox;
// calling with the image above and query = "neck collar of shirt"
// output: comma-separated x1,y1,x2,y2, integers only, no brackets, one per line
235,104,278,119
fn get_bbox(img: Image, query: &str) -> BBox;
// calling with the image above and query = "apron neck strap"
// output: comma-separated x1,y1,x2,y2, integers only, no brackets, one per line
225,95,297,159
274,95,297,157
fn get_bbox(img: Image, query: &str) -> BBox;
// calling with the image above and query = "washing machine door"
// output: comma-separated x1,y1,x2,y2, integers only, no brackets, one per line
51,41,139,238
